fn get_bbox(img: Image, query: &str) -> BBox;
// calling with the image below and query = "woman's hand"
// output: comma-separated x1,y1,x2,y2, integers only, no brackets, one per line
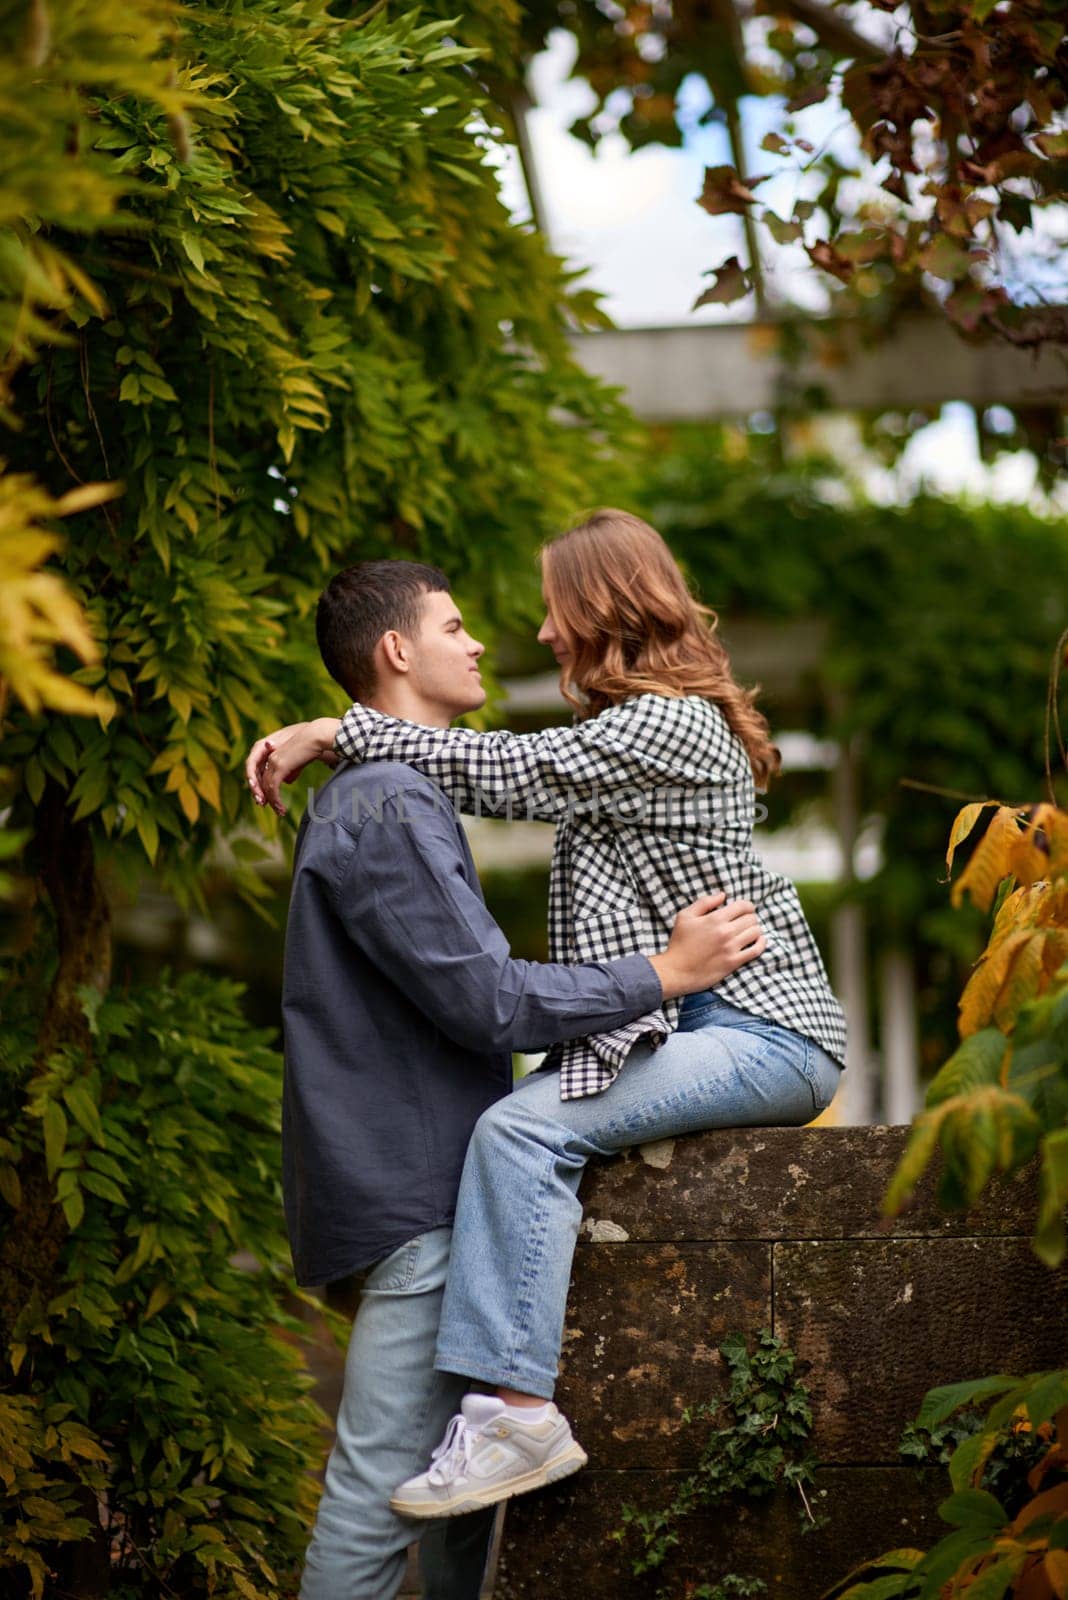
648,892,766,1000
246,718,341,816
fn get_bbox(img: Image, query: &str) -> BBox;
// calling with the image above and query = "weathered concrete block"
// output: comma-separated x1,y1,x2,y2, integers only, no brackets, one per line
579,1126,1042,1242
495,1126,1065,1600
775,1236,1068,1462
494,1466,946,1599
559,1242,770,1469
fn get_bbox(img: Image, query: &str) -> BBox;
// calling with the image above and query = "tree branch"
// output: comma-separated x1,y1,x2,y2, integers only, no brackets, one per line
770,0,883,63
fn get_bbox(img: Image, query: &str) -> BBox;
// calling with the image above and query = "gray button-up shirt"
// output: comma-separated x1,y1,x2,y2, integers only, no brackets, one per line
281,759,662,1285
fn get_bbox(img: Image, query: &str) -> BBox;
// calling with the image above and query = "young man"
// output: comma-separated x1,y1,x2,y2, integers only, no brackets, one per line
252,561,763,1600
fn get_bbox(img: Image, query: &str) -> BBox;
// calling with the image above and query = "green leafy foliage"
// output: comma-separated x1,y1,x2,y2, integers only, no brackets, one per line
884,801,1068,1266
0,963,326,1598
612,1330,821,1598
1,0,632,910
0,0,190,403
0,1392,109,1599
1,3,640,1589
825,738,1068,1599
691,1579,769,1600
822,1371,1068,1600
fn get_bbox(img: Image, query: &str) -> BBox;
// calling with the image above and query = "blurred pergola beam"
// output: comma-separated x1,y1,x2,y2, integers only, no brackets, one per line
570,314,1068,419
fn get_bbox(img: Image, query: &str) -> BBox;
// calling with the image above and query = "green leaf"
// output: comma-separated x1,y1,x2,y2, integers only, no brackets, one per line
80,1170,125,1203
925,1029,1006,1107
763,211,803,245
916,1376,1017,1430
918,234,972,281
180,233,205,272
139,374,179,402
948,1427,997,1492
136,810,159,864
883,1108,941,1214
1021,1368,1068,1427
1035,1127,1068,1266
61,1187,85,1230
62,1083,105,1145
832,1574,915,1599
956,1552,1027,1599
937,1487,1007,1532
25,756,45,805
912,1526,998,1587
42,1101,68,1181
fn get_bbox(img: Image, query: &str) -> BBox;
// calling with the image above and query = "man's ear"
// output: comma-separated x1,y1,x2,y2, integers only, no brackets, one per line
375,629,411,677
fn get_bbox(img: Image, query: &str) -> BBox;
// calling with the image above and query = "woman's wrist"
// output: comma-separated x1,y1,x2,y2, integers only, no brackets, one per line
314,716,342,757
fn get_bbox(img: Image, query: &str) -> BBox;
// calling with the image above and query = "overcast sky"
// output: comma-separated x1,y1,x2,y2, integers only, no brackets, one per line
491,31,1054,506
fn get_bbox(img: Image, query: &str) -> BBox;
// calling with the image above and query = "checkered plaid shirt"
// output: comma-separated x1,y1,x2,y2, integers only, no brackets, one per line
334,694,847,1100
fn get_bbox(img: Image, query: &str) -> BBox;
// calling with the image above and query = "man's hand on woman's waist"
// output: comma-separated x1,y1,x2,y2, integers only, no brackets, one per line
647,893,764,1001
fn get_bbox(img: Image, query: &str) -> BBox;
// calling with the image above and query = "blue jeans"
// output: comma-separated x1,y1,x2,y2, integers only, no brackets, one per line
433,996,843,1398
300,1226,495,1600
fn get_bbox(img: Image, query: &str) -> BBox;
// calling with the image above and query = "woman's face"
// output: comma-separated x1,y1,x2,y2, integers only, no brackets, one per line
537,589,572,666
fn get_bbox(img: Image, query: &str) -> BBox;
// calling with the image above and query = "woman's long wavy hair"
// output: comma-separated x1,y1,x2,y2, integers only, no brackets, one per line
541,509,780,788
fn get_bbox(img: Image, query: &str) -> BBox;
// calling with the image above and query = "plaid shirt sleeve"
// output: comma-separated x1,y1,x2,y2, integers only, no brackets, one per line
334,702,667,822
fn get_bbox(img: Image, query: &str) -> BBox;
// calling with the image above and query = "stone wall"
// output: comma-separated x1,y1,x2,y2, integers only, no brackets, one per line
491,1125,1067,1600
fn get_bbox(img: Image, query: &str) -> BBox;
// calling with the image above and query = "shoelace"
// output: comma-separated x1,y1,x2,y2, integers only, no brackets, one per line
426,1413,480,1486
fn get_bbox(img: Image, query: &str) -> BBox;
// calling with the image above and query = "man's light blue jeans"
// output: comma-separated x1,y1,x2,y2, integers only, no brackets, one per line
300,1226,495,1600
433,995,843,1398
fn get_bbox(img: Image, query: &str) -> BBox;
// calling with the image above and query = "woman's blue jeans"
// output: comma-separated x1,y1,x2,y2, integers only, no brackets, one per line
433,995,843,1399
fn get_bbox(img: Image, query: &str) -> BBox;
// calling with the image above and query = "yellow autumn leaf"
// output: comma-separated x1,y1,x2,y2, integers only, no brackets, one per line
1042,930,1068,981
985,884,1035,951
945,801,997,877
147,745,185,776
52,480,123,517
192,760,221,810
991,932,1048,1031
1012,803,1064,889
959,928,1032,1037
1023,803,1068,880
0,468,121,719
177,782,200,823
1046,1549,1068,1596
951,806,1029,911
1039,883,1068,931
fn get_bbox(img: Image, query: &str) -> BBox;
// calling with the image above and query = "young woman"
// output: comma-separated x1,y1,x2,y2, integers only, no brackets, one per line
247,509,846,1518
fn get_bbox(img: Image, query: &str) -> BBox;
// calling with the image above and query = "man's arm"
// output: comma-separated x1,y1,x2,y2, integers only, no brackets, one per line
331,786,762,1056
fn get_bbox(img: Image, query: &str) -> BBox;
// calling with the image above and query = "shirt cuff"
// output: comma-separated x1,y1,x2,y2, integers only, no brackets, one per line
614,953,664,1014
335,704,377,763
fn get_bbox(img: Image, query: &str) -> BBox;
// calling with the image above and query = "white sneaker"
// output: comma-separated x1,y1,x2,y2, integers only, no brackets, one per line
389,1394,588,1519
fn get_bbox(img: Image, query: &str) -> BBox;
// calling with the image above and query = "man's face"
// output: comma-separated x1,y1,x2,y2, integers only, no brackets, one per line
404,589,487,718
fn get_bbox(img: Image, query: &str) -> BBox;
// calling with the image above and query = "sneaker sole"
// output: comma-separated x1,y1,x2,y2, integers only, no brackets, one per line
389,1441,589,1520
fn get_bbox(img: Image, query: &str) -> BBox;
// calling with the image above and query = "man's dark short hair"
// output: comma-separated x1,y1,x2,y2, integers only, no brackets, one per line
316,560,450,700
